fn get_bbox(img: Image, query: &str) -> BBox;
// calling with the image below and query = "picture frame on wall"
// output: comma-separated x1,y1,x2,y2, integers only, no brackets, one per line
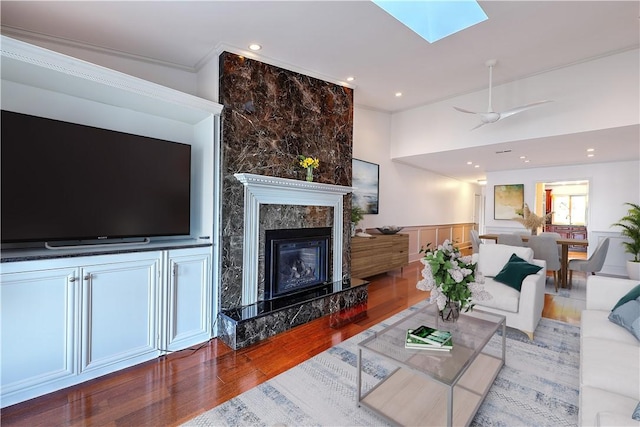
352,158,379,214
494,184,524,219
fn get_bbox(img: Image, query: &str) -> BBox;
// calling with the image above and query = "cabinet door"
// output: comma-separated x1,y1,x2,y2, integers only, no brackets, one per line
351,236,393,278
1,267,77,405
164,248,212,352
391,235,409,268
80,257,159,374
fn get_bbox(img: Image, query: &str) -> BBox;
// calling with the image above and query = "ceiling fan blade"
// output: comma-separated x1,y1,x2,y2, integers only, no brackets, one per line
453,106,479,114
470,122,487,131
499,100,553,120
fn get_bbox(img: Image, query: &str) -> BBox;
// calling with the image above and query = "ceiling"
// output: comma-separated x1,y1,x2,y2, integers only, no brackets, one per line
1,1,638,182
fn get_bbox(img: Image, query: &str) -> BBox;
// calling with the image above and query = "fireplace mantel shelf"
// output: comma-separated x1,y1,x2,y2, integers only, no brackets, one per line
234,173,354,306
234,173,354,195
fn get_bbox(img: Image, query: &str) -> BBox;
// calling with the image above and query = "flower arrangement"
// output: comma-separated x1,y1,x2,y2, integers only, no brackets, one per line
416,240,490,315
298,155,320,181
513,203,552,235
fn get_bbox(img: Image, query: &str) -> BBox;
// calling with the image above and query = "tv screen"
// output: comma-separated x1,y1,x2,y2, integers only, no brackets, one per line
1,110,191,244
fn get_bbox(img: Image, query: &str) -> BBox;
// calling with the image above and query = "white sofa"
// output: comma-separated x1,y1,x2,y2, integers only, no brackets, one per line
580,275,640,427
471,244,547,340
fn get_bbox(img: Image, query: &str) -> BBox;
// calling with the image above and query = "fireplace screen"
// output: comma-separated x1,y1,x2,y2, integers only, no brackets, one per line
265,227,330,301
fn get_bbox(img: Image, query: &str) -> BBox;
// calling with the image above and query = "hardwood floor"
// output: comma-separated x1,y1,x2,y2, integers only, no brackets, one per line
1,259,584,427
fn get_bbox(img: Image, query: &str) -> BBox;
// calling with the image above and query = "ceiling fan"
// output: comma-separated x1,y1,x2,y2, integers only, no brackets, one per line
454,59,552,130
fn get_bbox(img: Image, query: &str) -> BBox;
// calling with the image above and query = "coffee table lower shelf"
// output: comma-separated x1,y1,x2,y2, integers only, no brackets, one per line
359,353,502,426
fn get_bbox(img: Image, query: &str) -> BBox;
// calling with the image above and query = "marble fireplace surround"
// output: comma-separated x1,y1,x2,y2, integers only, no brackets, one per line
234,173,353,306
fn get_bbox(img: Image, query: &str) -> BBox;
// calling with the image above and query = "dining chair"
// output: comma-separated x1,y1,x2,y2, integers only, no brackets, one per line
470,229,482,253
527,235,562,291
568,237,610,289
497,233,525,246
539,231,562,257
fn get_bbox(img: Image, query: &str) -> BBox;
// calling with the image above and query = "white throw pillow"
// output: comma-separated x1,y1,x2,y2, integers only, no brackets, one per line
478,244,534,277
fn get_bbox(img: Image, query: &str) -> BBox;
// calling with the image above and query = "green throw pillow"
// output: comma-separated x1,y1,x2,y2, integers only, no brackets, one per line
494,253,542,292
608,296,640,342
611,284,640,311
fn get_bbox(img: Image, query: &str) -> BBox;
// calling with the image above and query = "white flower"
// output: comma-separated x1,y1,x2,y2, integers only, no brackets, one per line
416,239,491,311
448,268,464,283
434,292,447,311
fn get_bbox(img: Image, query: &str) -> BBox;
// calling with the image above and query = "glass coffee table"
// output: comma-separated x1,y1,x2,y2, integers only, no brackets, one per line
357,303,505,426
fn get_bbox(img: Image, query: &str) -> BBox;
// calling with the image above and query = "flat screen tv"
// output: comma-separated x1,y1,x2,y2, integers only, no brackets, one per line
1,110,191,245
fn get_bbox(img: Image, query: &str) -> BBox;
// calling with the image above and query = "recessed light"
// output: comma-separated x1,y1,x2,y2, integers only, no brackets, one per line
474,164,480,168
248,44,262,51
520,156,526,159
588,153,595,157
467,161,473,165
346,76,355,82
395,92,403,97
524,159,530,163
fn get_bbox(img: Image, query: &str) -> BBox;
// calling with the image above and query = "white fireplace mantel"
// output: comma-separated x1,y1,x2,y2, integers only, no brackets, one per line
234,173,354,306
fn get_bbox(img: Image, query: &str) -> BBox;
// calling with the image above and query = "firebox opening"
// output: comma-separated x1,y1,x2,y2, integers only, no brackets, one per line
265,227,331,303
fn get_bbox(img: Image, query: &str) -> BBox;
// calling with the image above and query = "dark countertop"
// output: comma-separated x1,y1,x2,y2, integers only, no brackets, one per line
1,239,212,263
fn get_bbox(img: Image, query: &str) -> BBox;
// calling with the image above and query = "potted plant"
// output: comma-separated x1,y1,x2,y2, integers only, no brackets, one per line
612,202,640,280
351,205,364,237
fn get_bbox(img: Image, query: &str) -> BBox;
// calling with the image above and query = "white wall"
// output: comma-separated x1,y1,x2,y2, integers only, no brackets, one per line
484,160,640,275
353,107,480,230
484,161,639,233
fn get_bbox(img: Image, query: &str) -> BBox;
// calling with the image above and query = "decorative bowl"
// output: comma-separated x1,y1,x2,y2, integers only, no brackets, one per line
376,226,404,235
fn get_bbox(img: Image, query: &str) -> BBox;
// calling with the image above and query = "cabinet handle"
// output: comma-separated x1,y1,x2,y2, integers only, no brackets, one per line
69,276,77,283
172,264,178,277
84,274,92,281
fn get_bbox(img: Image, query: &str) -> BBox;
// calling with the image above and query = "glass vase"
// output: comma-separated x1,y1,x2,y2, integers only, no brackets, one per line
440,300,460,322
306,167,313,182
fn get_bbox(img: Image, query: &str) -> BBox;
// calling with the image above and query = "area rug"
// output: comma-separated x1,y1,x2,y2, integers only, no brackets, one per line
184,302,580,427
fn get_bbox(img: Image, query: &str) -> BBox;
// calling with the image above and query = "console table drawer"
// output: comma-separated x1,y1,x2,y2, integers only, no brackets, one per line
351,234,408,279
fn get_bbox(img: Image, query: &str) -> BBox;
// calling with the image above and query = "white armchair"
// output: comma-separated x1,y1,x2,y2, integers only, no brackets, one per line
471,244,547,339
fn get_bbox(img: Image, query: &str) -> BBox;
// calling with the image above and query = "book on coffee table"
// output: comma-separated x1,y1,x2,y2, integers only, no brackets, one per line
405,330,452,351
408,326,452,347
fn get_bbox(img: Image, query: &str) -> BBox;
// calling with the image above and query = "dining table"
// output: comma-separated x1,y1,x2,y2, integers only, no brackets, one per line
478,233,589,289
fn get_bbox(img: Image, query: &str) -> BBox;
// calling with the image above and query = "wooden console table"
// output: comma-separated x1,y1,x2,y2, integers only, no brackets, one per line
351,233,409,279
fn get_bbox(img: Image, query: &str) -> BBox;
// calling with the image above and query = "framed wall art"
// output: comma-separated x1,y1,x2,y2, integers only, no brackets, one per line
352,158,379,214
494,184,524,219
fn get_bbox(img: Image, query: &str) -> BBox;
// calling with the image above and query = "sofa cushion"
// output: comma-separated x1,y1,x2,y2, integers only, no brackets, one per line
475,278,520,313
612,284,640,310
581,338,640,400
609,297,640,341
494,253,542,292
477,244,534,277
582,310,639,346
598,411,640,427
580,385,640,427
634,401,640,421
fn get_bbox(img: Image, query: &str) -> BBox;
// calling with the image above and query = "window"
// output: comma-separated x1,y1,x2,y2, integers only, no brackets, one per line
553,195,587,225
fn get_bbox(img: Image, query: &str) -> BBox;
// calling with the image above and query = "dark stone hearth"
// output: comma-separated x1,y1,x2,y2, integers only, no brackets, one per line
218,280,368,350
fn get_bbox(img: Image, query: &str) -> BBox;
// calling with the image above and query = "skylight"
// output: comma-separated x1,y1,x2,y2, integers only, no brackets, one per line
372,0,488,43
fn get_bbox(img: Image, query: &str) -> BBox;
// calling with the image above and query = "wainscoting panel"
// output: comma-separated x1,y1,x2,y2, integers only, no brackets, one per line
376,223,476,263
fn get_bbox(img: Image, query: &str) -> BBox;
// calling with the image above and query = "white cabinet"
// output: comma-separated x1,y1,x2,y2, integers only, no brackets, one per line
80,257,159,374
162,247,212,352
0,267,77,401
0,246,212,408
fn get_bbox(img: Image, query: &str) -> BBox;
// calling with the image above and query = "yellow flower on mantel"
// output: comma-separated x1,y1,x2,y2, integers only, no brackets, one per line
298,155,320,169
